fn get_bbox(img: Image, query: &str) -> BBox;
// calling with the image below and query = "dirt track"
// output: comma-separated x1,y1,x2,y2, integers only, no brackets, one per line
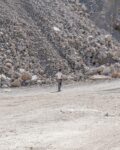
0,80,120,150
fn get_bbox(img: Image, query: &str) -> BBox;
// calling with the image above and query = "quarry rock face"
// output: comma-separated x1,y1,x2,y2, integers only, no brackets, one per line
0,0,120,87
80,0,120,41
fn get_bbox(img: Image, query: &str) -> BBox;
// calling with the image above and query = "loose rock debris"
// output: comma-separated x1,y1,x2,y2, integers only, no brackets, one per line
0,0,120,88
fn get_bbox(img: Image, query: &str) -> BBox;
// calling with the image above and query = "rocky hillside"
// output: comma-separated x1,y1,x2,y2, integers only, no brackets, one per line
0,0,120,87
80,0,120,40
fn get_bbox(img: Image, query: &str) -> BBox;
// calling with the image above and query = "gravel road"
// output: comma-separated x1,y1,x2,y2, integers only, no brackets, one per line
0,80,120,150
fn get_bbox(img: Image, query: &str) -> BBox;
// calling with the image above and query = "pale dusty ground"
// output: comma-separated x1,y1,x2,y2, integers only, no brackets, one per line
0,80,120,150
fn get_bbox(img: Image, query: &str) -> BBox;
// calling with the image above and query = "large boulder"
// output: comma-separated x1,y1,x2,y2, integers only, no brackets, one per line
21,72,32,81
0,74,11,88
11,78,22,87
102,66,111,76
89,75,111,80
112,72,120,78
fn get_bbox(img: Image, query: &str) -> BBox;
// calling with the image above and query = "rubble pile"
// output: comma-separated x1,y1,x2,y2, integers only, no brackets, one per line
0,0,120,87
80,0,120,41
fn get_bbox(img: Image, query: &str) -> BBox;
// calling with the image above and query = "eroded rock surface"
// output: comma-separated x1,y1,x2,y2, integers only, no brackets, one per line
0,0,120,87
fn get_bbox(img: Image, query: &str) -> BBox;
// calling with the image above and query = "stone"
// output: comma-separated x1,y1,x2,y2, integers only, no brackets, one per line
0,0,120,88
19,68,25,73
97,66,105,74
0,75,11,87
102,67,111,76
2,84,9,88
21,72,32,81
0,74,7,80
6,50,11,54
11,78,22,87
104,34,112,42
112,72,120,78
0,31,3,35
53,26,61,32
104,113,109,117
37,80,43,85
4,59,13,64
5,63,13,69
32,75,38,81
81,4,87,11
89,75,111,80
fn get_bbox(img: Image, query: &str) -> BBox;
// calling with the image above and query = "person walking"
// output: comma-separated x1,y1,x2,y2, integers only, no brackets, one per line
55,69,63,92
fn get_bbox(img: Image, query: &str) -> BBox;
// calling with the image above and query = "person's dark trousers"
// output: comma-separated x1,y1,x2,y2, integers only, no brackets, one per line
58,79,62,92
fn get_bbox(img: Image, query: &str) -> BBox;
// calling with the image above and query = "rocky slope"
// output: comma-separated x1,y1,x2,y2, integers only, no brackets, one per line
0,0,120,87
80,0,120,40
